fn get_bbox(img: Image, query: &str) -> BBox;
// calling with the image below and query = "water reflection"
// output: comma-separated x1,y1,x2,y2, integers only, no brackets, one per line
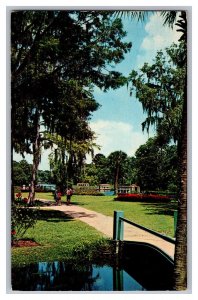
12,261,145,291
12,242,174,291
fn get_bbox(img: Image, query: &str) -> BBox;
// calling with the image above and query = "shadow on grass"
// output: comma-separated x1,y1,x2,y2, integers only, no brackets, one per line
37,209,74,222
140,201,178,216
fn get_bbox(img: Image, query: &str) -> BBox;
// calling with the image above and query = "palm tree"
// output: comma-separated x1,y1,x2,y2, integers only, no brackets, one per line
115,10,187,290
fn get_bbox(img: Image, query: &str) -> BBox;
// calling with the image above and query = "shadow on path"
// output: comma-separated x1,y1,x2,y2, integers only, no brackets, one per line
63,211,97,219
37,209,74,222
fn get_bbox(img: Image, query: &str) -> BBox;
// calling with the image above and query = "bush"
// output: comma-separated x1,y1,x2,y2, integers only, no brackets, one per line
11,203,39,244
73,188,104,196
14,186,21,193
115,193,170,202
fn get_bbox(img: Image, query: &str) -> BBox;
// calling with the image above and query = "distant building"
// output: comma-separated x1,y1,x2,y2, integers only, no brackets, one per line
98,184,111,192
77,183,89,187
118,184,140,194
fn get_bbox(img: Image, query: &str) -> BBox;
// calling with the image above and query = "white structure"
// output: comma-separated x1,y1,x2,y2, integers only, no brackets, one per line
77,183,89,187
118,184,140,194
98,184,111,192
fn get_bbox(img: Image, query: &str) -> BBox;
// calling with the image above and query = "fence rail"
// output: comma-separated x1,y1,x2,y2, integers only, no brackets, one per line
113,210,176,245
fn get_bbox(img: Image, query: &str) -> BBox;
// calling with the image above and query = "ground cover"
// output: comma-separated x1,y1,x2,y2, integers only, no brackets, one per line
115,193,170,202
19,192,178,237
11,209,109,267
70,195,177,237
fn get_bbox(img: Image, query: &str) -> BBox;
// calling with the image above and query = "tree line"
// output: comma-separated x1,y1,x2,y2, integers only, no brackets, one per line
13,137,179,194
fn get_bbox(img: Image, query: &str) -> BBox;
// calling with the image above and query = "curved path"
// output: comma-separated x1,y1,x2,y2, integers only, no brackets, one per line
41,202,175,259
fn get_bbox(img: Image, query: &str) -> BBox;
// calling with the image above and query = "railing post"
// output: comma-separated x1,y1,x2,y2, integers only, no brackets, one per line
174,210,178,238
113,211,124,240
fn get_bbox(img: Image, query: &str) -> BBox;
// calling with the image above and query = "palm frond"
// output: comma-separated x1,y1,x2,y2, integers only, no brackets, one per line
113,10,149,22
160,11,178,28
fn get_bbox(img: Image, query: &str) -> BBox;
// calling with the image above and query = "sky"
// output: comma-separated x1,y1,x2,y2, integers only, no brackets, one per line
88,13,181,161
13,11,182,170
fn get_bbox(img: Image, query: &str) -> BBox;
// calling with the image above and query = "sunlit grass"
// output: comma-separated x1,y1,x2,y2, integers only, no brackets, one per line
20,192,177,236
11,209,107,267
72,195,177,237
12,192,177,267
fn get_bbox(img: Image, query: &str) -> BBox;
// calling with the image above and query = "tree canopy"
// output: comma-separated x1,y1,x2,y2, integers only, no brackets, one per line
11,10,132,155
128,42,186,145
11,10,132,195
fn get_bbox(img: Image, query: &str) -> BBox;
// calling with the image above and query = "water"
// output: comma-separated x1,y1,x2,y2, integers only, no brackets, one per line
11,242,174,291
103,191,115,196
12,261,145,291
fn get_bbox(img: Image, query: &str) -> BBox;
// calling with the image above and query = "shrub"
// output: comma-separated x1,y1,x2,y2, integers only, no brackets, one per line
14,186,21,193
11,203,39,243
73,188,104,196
115,193,170,202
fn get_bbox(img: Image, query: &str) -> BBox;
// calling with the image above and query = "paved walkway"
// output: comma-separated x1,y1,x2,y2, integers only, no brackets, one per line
41,202,175,259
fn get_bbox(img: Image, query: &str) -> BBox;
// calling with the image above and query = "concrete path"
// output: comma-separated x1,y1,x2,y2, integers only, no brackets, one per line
41,202,175,259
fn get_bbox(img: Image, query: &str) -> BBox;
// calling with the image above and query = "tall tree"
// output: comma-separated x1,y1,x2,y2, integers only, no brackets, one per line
107,151,128,193
126,11,187,289
92,153,109,184
12,160,32,186
11,10,132,201
134,138,178,191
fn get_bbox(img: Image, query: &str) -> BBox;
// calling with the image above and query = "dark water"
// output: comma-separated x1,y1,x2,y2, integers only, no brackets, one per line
12,242,174,291
12,261,145,291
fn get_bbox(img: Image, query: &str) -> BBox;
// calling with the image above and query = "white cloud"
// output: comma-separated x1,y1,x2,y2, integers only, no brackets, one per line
87,119,152,161
137,13,182,68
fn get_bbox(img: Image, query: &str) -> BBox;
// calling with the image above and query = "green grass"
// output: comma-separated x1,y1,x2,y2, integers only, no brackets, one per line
12,209,108,267
12,193,177,267
20,192,177,237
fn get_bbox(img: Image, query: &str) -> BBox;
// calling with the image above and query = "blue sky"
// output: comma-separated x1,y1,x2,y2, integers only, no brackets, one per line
13,11,181,169
87,12,181,162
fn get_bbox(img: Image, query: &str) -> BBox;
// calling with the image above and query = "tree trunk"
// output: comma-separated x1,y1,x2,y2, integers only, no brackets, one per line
29,113,41,205
173,76,187,290
114,164,120,195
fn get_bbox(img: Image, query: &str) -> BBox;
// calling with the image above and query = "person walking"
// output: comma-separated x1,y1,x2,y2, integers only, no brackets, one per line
54,189,62,205
66,187,73,205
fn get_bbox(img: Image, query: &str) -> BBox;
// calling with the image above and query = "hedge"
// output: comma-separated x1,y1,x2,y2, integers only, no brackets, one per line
115,193,171,202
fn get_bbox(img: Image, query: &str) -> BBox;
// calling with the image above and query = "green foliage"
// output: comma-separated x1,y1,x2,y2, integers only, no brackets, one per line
14,186,22,193
37,170,53,184
134,137,178,191
12,160,32,186
106,151,128,191
11,203,39,241
11,211,106,267
11,11,132,156
91,154,109,184
11,11,132,200
128,42,186,144
73,187,104,196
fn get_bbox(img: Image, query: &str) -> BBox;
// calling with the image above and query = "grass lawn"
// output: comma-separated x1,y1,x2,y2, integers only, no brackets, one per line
20,192,177,237
12,209,108,267
73,195,178,237
12,192,177,267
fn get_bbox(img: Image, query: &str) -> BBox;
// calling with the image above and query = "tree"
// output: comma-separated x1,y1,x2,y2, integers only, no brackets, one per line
107,151,128,193
11,11,132,201
37,170,52,184
47,132,100,189
12,160,32,186
129,43,185,143
92,153,109,184
134,138,178,191
126,11,187,289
